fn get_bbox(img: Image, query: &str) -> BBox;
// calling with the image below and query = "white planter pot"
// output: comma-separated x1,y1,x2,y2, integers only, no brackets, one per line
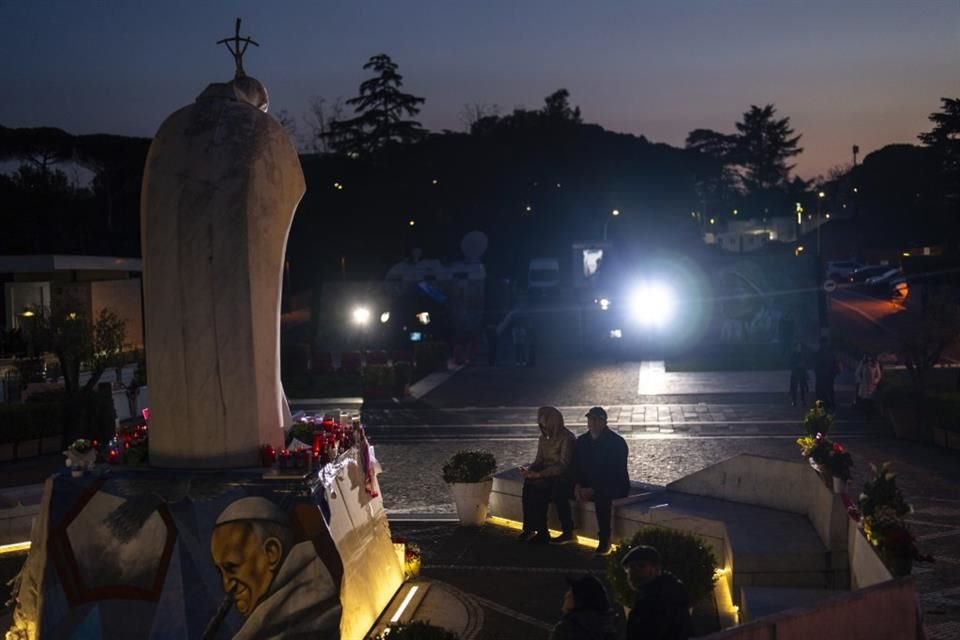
449,480,493,526
832,476,848,494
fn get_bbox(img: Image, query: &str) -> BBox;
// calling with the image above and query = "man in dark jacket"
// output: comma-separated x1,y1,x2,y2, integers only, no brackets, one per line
622,545,691,640
573,407,629,555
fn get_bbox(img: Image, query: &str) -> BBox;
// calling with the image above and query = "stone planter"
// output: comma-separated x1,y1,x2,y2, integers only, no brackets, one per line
832,476,849,494
449,480,493,526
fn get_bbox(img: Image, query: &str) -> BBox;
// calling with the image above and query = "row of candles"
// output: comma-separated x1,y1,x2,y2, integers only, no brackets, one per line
260,412,364,470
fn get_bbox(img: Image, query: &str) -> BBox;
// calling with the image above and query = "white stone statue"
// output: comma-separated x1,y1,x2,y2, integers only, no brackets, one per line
140,48,302,467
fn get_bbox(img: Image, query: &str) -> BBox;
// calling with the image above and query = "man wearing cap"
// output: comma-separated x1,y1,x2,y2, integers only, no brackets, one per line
573,406,629,555
209,496,341,639
621,545,691,640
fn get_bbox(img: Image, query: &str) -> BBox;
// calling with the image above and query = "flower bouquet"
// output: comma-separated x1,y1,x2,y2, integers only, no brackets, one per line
392,537,423,579
64,439,98,477
824,442,854,493
859,462,933,576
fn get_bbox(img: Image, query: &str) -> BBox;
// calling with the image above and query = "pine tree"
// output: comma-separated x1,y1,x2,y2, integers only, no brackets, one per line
328,54,426,156
919,97,960,202
734,104,803,193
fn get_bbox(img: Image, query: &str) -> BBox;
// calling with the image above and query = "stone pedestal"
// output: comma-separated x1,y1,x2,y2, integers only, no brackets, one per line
8,447,403,639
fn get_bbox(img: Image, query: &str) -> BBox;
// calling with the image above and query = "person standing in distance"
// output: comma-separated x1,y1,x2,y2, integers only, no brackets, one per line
573,407,629,555
622,545,691,640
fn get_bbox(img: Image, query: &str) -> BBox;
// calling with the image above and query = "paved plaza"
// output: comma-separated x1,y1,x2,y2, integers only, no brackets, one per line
354,360,960,639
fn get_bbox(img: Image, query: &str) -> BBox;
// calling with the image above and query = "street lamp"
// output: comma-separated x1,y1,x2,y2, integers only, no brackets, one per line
603,209,621,241
817,191,825,254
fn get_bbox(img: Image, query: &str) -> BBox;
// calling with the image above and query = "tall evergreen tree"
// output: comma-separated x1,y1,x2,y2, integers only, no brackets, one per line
328,54,426,155
919,97,960,202
734,104,803,193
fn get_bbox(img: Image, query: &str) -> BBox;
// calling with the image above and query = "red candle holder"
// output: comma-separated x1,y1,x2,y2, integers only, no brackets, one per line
260,444,276,467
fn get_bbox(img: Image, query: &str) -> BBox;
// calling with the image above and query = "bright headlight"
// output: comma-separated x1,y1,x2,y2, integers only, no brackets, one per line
627,282,675,327
352,306,371,325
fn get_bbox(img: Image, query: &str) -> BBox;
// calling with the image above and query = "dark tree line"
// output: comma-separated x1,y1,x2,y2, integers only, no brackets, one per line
1,52,957,290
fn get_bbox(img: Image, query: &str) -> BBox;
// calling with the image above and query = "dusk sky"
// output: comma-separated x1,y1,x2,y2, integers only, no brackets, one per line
1,1,957,178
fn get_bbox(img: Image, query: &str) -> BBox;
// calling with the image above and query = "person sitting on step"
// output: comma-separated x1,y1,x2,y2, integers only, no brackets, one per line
519,406,577,545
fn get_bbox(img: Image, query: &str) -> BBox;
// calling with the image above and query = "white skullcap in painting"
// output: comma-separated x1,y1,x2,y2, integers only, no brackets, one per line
215,497,288,526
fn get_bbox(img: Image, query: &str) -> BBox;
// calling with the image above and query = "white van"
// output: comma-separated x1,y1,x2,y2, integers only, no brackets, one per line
528,258,561,297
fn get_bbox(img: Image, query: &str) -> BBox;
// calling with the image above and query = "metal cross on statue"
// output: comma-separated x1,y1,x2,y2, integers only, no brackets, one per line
216,18,259,78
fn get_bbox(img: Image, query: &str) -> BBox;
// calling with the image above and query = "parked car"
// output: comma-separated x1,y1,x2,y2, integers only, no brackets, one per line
826,260,862,281
862,268,903,296
889,276,909,302
849,265,891,284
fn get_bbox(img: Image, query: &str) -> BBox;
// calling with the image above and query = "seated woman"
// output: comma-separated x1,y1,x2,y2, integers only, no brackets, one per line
519,406,576,544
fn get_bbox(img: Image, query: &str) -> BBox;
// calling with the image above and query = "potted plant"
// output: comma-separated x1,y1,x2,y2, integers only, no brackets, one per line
824,442,853,493
859,462,932,576
803,400,834,436
375,621,459,640
608,527,718,612
442,450,497,526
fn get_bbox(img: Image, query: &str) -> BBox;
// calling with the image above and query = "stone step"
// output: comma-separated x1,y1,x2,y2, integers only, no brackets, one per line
740,586,846,623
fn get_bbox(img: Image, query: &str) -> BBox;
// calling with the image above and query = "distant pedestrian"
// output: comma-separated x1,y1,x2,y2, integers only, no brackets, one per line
814,338,839,409
622,545,692,640
788,342,809,406
855,354,883,418
573,407,629,556
549,575,617,640
519,407,576,545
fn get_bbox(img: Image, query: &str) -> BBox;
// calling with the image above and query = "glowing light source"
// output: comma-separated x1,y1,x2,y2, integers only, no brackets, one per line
487,515,604,549
431,178,438,185
416,312,431,325
352,306,371,325
408,219,416,227
380,312,391,324
609,329,622,339
612,209,620,217
525,205,532,212
20,309,35,318
795,246,805,256
818,191,825,199
709,218,715,225
626,283,675,327
732,208,738,215
825,213,831,219
599,298,611,311
0,541,31,555
390,585,419,623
